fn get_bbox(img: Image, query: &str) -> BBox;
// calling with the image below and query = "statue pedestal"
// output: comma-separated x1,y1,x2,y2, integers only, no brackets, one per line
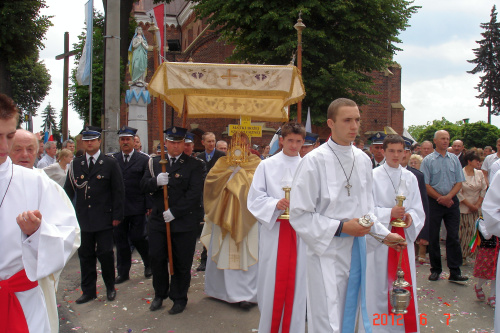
126,85,151,153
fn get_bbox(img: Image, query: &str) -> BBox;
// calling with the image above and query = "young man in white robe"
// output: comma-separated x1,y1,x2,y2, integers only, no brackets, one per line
364,135,424,333
9,127,81,333
201,132,261,309
0,94,80,333
289,98,406,333
479,172,500,332
248,122,307,333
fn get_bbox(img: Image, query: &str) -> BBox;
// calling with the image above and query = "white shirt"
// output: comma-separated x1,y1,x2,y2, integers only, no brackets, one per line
482,153,500,178
36,154,56,169
86,150,101,166
122,150,134,163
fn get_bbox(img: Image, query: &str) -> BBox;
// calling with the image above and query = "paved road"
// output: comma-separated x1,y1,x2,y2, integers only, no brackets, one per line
57,241,495,333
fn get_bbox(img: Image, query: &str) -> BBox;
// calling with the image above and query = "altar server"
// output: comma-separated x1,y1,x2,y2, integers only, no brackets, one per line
248,121,307,333
364,134,424,333
289,98,405,333
480,171,500,332
0,93,80,333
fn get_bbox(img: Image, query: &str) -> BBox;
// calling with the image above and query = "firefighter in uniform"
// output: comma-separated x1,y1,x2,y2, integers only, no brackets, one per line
64,126,125,304
141,126,205,314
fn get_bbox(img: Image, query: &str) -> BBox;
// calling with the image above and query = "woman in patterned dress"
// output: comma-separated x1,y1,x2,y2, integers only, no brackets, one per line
458,151,487,262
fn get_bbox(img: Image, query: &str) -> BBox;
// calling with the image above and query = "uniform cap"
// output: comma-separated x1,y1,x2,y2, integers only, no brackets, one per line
81,126,102,141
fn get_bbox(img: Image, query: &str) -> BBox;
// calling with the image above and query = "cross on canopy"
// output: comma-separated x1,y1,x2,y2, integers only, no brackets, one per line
221,69,238,86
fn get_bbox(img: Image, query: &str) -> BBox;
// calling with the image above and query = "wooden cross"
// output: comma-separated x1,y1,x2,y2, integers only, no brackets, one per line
221,69,238,86
55,32,78,141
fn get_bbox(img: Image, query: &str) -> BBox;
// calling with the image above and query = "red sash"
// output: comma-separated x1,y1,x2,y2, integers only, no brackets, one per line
387,225,418,333
270,219,297,333
0,269,39,333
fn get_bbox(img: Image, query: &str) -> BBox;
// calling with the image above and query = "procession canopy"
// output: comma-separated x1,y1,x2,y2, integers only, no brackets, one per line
148,62,306,122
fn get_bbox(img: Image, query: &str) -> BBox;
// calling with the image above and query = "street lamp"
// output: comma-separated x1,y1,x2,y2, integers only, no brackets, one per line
294,12,306,124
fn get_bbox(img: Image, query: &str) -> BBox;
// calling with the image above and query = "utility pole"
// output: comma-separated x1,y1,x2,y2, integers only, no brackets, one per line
294,12,305,124
102,0,121,153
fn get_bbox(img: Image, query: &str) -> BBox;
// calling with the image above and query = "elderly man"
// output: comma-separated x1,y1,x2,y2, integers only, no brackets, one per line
0,94,80,333
37,141,57,168
421,130,467,283
452,139,466,167
216,140,228,153
10,129,39,168
112,126,151,284
63,139,75,152
420,140,434,158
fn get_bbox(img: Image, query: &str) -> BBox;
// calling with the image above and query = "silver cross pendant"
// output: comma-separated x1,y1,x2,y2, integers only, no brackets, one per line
345,182,352,196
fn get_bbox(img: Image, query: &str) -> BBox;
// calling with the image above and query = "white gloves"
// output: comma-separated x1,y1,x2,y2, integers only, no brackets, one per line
157,172,169,186
163,209,175,223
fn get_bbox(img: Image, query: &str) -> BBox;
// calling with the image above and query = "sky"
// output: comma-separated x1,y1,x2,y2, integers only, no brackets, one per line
35,0,499,137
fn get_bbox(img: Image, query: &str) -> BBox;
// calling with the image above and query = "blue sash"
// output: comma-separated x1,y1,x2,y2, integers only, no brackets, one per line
339,233,371,333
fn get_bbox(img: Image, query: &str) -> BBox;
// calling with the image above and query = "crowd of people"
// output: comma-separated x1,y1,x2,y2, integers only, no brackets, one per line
3,90,500,332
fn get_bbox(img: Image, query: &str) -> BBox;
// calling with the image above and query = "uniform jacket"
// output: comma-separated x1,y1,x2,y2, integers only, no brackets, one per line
64,153,125,232
458,152,467,168
141,153,205,233
408,165,430,241
112,150,151,216
196,149,225,172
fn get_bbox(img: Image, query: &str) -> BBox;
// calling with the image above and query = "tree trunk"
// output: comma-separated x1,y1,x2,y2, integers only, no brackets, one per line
488,94,492,124
0,59,12,97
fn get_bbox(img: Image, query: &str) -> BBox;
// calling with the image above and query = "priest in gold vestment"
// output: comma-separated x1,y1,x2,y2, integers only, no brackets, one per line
201,132,261,308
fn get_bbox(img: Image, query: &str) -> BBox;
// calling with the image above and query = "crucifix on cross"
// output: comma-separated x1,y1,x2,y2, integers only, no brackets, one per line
55,32,78,141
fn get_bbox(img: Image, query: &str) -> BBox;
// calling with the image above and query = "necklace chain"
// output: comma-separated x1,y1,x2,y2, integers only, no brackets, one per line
383,164,402,195
328,142,355,196
0,163,14,209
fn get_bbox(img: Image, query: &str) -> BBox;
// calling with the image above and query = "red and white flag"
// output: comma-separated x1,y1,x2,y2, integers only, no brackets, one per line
146,4,165,63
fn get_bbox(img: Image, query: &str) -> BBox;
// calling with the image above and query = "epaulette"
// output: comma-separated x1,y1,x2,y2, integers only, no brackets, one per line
105,152,118,158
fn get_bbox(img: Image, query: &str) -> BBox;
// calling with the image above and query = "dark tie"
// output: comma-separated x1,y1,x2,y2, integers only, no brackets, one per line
124,154,129,164
88,156,94,172
170,157,176,166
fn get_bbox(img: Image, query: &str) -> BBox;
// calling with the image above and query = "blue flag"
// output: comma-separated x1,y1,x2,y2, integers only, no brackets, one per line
76,0,93,86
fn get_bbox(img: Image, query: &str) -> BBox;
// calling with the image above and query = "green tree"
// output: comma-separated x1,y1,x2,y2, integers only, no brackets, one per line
407,124,427,142
461,121,500,149
0,1,52,96
407,117,500,149
10,51,51,118
189,0,419,122
40,103,61,144
467,5,500,124
413,117,461,143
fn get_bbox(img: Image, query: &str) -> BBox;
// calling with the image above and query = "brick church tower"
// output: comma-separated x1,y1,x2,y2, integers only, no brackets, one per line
125,0,405,154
